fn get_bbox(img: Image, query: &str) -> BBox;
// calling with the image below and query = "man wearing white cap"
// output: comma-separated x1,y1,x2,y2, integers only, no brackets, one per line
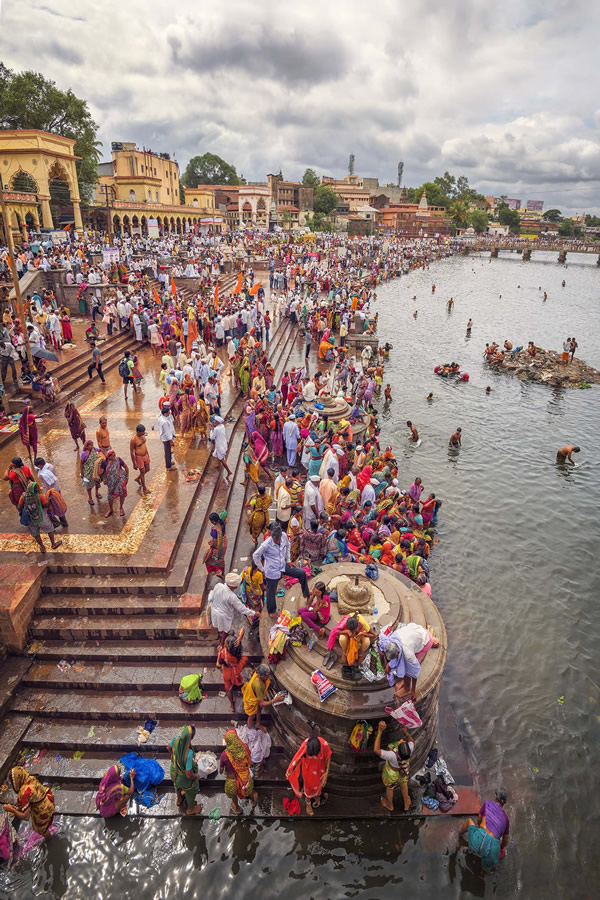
282,414,300,466
210,416,232,478
208,572,256,645
304,474,324,525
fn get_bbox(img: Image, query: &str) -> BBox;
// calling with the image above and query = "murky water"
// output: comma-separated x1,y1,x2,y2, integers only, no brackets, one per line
2,252,599,899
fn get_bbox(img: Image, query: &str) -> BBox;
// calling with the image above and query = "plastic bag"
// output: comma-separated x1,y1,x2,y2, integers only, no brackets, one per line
385,699,423,728
194,751,218,777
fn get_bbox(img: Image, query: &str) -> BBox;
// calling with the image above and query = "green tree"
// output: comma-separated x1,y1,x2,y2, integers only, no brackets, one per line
498,204,521,234
302,168,320,188
544,208,563,223
448,199,470,228
558,220,574,237
0,63,101,204
434,171,456,199
468,209,489,233
313,184,338,216
181,153,241,187
413,182,450,208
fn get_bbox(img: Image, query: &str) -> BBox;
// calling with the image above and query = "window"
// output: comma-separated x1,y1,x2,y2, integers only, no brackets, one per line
148,191,151,201
154,168,156,176
129,189,136,202
155,191,159,201
167,188,170,195
193,198,198,208
141,165,144,173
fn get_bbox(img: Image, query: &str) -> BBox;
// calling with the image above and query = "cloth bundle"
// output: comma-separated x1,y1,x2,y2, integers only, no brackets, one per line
179,673,203,704
311,668,337,702
119,752,165,808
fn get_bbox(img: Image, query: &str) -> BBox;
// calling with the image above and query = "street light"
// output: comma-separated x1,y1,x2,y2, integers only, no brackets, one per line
0,184,35,372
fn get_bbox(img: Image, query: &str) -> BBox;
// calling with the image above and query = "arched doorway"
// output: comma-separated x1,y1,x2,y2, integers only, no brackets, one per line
176,217,182,234
169,217,175,233
141,215,147,236
10,169,37,195
132,215,139,234
113,215,121,235
123,215,131,236
48,162,72,228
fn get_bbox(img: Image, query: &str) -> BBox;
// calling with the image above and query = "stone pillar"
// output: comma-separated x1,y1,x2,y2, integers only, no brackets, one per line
40,197,53,229
523,248,532,260
72,199,83,234
491,247,499,258
558,250,567,264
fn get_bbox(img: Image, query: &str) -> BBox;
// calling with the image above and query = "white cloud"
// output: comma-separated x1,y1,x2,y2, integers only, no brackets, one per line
1,0,599,213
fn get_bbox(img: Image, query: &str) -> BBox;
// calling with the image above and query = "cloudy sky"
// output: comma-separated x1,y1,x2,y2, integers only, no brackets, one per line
2,0,600,213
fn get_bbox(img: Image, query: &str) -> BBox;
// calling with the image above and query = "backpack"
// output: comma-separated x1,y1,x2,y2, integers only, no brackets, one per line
118,358,128,377
349,719,373,752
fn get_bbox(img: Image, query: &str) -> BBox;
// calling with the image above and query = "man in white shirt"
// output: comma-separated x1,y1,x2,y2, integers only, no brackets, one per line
304,474,324,524
210,415,232,478
276,476,293,531
157,403,177,470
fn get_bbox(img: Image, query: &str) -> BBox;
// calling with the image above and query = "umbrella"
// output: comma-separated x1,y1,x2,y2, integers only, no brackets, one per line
32,346,59,362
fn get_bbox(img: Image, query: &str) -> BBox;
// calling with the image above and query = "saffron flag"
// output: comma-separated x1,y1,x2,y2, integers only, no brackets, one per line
233,272,243,295
249,281,261,296
214,283,219,312
153,286,161,305
171,276,177,300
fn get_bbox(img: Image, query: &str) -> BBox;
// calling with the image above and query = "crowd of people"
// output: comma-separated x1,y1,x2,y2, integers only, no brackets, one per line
0,228,512,875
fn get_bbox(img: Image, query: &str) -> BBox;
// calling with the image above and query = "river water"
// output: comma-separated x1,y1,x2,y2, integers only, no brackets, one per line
2,251,599,899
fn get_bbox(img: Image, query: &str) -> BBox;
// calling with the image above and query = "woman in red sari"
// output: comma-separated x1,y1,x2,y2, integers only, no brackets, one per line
286,735,332,815
4,457,34,507
19,405,38,461
251,431,275,479
61,310,73,342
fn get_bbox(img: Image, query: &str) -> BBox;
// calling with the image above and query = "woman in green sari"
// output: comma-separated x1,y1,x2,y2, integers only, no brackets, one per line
168,725,203,815
239,356,251,395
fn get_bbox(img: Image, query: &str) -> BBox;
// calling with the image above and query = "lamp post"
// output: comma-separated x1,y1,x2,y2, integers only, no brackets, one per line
0,184,35,372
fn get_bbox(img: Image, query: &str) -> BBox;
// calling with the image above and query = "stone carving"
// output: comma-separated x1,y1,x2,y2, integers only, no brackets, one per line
336,574,374,615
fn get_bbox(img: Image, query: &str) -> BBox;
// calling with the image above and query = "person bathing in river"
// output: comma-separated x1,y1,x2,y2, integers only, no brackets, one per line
406,420,419,442
557,445,580,464
459,788,510,872
449,427,462,449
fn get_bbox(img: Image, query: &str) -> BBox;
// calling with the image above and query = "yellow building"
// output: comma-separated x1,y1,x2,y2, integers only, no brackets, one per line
89,143,225,237
0,129,83,239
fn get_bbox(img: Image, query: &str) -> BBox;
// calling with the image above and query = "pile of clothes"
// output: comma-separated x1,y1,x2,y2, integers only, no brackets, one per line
413,747,458,813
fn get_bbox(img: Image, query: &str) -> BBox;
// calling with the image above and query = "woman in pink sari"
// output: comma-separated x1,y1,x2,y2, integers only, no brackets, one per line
19,405,38,461
95,764,136,818
251,431,275,479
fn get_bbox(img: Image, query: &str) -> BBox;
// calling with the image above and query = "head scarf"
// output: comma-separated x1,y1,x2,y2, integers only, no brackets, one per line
171,725,194,777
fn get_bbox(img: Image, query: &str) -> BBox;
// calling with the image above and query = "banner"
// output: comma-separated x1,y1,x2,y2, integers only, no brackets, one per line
102,247,120,266
148,218,159,238
526,200,543,212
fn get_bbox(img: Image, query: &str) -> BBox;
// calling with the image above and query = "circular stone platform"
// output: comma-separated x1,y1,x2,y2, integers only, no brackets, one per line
301,394,368,442
259,562,447,796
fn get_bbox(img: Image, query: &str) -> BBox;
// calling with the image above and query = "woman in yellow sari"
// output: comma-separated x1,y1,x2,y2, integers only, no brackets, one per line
4,766,55,836
219,729,257,815
246,484,271,542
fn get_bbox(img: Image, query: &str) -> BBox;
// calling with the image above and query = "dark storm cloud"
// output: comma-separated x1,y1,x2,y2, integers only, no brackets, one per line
167,22,349,86
1,0,600,214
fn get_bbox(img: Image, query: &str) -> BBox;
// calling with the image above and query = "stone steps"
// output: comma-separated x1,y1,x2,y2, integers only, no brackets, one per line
31,639,261,664
29,614,203,640
35,594,205,616
23,719,279,754
22,660,248,692
10,688,271,723
25,749,289,788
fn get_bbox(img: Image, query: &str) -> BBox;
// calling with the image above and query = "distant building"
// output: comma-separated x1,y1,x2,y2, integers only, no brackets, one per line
376,191,450,237
90,142,225,236
267,173,313,226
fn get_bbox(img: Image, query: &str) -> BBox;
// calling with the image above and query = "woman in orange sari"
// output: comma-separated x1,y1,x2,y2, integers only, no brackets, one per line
4,766,55,836
219,729,257,815
286,736,331,815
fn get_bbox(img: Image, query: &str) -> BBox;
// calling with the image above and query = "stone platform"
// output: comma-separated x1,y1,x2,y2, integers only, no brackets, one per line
260,563,447,795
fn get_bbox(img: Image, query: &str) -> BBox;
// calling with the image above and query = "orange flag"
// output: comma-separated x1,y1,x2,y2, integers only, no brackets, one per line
249,281,261,296
214,283,219,311
153,285,161,305
186,313,198,355
233,272,243,295
171,276,177,300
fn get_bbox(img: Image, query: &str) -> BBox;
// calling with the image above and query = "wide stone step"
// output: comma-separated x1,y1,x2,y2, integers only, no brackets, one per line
11,688,271,722
48,782,481,818
27,749,288,788
23,719,284,755
31,639,235,663
22,660,248,692
29,614,202,640
40,573,182,595
35,595,204,616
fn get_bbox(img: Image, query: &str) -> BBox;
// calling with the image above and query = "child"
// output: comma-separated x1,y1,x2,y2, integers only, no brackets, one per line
384,384,392,402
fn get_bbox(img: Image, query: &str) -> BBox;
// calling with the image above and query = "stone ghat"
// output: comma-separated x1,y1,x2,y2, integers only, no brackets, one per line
486,347,600,388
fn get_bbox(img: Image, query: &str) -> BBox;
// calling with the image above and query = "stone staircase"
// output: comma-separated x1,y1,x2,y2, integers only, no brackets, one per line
0,312,303,817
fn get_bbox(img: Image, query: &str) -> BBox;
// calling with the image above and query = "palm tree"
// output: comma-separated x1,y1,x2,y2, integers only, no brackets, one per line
448,200,470,229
